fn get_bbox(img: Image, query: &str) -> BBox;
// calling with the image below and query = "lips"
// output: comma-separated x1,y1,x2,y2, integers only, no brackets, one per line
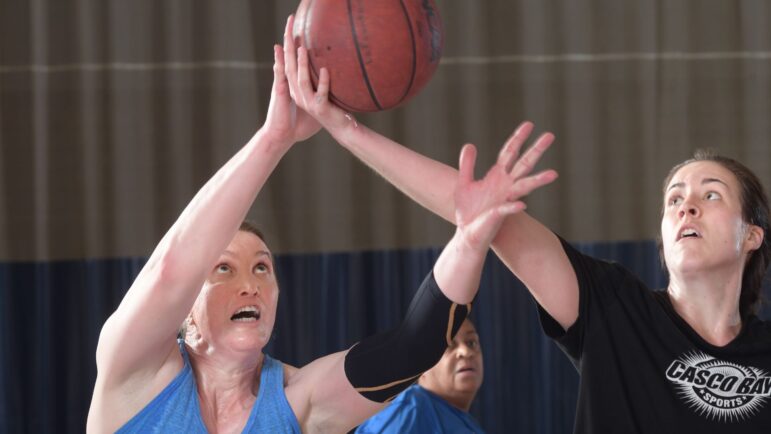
456,365,476,374
676,226,701,241
230,305,261,322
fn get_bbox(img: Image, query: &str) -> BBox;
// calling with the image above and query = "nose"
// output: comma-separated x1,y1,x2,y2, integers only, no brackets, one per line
456,343,474,358
678,198,700,219
238,278,260,297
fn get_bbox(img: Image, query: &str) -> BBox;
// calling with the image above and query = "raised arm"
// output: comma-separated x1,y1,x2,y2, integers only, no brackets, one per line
90,44,320,417
287,121,555,433
283,16,579,330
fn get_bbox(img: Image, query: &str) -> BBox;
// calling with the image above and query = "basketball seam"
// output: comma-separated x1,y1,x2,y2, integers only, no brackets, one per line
347,0,382,111
397,0,417,105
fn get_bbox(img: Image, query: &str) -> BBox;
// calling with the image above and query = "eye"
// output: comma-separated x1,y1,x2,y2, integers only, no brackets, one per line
668,196,683,207
254,262,270,274
705,191,721,201
215,263,232,274
466,340,479,349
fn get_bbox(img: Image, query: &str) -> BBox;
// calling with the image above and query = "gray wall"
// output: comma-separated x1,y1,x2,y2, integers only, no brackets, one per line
2,0,771,261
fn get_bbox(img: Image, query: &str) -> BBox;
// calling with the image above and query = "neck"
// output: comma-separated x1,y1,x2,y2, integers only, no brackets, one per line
667,268,743,347
187,343,264,432
420,384,475,412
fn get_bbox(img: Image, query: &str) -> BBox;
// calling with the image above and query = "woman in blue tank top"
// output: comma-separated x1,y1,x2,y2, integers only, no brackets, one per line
86,15,557,434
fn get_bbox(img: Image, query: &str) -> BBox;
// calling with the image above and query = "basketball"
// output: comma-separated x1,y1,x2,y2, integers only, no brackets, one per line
293,0,444,112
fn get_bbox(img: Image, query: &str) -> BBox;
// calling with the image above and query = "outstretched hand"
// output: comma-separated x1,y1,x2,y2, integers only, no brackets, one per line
282,14,353,133
262,41,321,146
454,122,558,252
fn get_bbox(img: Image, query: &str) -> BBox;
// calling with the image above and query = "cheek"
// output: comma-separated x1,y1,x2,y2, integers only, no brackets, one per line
194,284,222,319
661,215,676,238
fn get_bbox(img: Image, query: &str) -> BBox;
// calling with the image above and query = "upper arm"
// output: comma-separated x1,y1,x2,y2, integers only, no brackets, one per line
95,250,201,388
285,350,385,433
492,212,579,330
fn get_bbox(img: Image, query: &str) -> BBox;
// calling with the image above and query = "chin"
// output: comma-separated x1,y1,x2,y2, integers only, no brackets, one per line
226,330,270,352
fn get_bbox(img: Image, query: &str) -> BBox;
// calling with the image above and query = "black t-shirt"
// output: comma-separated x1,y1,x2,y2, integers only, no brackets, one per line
538,238,771,433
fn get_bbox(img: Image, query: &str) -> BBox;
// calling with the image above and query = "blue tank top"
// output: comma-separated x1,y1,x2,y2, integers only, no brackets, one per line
116,341,301,433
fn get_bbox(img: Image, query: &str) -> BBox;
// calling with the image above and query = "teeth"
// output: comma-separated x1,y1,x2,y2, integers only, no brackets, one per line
234,306,258,314
681,229,698,238
231,305,260,322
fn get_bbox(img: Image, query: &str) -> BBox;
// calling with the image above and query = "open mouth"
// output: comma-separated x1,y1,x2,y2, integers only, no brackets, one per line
231,305,261,322
677,228,701,241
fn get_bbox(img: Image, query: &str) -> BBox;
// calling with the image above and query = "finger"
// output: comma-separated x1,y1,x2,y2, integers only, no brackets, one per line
497,121,533,172
507,169,559,200
273,44,285,81
297,46,314,97
315,67,330,105
497,201,527,216
283,15,298,88
510,132,555,180
458,144,477,186
270,45,289,99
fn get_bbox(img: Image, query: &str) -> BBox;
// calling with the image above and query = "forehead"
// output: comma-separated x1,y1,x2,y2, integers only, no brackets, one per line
223,230,272,259
668,161,739,191
456,320,477,336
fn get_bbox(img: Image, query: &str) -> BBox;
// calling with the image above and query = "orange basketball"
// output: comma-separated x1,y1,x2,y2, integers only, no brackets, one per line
293,0,444,112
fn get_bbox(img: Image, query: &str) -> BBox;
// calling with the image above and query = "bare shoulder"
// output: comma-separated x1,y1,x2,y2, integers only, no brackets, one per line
282,362,300,386
283,351,383,432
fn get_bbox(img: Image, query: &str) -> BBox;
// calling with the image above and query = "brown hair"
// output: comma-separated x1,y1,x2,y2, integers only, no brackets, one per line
239,220,267,243
659,150,770,319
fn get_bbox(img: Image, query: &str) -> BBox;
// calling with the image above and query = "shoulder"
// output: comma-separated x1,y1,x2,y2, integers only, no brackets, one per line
282,360,300,386
355,386,430,434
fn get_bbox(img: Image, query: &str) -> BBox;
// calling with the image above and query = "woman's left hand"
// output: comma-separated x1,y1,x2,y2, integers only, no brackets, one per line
453,133,558,253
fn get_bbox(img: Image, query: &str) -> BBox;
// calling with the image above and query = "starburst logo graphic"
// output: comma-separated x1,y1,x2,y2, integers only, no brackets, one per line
665,352,771,422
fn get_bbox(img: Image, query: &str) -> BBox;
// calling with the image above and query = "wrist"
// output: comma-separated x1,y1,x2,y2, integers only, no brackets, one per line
451,227,491,259
253,127,295,152
328,112,361,146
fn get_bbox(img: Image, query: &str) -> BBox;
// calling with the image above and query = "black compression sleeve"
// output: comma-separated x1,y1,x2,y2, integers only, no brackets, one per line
343,271,471,402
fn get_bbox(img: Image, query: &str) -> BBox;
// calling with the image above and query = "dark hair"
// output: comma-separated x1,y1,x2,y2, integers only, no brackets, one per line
239,220,267,244
659,150,770,319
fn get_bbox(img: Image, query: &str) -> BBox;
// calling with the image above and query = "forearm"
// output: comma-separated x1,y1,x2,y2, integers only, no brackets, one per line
432,228,487,305
343,271,470,403
330,121,458,223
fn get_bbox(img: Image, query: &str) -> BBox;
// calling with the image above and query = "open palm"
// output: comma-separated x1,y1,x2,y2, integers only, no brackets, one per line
454,125,558,252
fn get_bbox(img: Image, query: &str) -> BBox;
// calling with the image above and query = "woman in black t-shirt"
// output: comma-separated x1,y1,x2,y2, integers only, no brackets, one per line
284,43,771,430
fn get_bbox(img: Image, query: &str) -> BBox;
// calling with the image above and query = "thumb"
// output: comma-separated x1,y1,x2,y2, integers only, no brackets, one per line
458,144,477,186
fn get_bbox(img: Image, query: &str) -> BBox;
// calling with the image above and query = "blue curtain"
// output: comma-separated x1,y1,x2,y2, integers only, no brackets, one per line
1,241,769,434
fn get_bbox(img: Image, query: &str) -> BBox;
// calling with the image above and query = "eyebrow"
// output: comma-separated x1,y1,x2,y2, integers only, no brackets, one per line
221,250,273,260
666,177,728,192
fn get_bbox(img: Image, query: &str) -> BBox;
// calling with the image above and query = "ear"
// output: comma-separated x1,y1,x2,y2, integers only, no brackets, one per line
745,224,764,252
184,314,201,342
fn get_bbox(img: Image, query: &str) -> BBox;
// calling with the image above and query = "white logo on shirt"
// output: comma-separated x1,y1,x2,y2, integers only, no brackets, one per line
666,351,771,422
